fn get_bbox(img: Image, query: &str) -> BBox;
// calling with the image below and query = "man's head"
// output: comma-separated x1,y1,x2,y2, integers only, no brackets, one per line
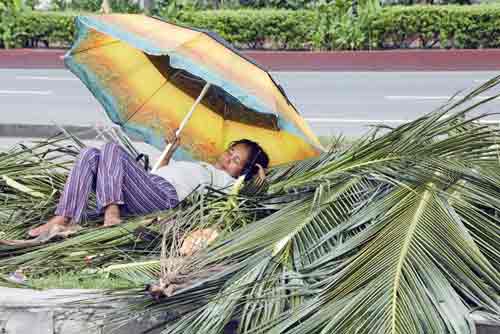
215,139,270,179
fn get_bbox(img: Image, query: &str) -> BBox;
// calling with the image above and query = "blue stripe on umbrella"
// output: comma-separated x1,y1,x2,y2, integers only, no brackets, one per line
73,15,310,145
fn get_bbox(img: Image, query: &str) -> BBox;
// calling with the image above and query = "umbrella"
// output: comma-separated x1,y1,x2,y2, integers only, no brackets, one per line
64,14,323,169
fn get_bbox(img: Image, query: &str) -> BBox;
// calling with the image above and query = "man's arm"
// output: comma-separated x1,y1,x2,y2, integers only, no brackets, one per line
156,137,181,169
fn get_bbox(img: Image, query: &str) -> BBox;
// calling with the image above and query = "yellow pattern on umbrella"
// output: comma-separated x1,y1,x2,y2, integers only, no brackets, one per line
65,14,324,166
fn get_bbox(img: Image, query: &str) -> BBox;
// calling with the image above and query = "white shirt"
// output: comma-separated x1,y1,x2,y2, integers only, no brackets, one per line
152,160,235,201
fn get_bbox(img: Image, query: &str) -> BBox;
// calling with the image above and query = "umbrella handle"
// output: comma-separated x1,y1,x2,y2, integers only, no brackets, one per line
176,82,211,135
152,82,211,172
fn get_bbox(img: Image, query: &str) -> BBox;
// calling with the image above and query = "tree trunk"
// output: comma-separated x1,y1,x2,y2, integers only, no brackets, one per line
100,0,111,13
143,0,153,14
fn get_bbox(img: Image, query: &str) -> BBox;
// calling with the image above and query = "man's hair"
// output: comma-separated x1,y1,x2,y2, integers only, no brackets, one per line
229,139,270,180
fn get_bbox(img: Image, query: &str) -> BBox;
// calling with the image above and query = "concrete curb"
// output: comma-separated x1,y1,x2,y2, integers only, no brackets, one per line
0,124,156,143
2,49,500,71
0,123,97,139
0,49,67,69
0,287,498,334
0,287,166,334
246,49,500,71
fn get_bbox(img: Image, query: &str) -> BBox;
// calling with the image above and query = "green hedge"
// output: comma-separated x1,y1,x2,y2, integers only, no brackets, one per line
174,10,316,49
0,11,75,48
2,5,500,49
370,5,500,48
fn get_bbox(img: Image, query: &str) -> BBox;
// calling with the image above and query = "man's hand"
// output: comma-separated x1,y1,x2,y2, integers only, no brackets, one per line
167,136,181,156
158,135,181,169
254,163,267,188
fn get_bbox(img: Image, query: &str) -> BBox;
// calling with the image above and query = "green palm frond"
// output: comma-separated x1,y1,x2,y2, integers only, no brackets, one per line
102,260,161,284
1,77,500,334
124,78,500,334
270,182,498,334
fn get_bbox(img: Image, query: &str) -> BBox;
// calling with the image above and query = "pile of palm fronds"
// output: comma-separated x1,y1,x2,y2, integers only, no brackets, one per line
1,78,500,334
0,130,172,285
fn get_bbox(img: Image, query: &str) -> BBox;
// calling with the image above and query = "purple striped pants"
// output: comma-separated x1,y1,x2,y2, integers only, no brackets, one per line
55,142,178,223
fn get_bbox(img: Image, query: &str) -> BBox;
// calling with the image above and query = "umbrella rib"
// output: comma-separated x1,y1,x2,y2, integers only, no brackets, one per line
267,73,298,114
69,40,123,57
124,78,170,124
177,71,204,83
149,18,301,116
151,16,266,71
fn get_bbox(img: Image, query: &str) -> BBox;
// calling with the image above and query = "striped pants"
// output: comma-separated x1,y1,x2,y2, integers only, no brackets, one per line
55,142,178,223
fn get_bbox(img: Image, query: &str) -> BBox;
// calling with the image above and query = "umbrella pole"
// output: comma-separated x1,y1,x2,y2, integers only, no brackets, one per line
152,82,211,172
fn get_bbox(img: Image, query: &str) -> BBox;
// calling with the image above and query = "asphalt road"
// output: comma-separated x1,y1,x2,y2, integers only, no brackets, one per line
1,69,500,138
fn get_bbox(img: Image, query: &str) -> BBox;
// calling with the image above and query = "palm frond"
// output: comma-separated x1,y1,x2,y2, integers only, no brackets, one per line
1,77,500,334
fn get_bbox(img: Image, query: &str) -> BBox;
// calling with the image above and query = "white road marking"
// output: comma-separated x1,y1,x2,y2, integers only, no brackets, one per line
306,118,407,123
306,118,500,124
15,76,77,81
0,90,53,95
384,95,497,101
477,120,500,124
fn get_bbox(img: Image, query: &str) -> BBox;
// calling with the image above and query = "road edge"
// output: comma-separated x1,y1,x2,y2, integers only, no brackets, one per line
2,49,500,71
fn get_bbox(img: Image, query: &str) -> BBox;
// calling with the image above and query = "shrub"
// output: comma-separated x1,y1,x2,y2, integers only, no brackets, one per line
370,5,500,48
2,6,500,50
0,11,75,48
63,0,101,11
52,0,141,12
152,0,320,11
0,0,23,47
0,0,15,9
171,5,500,50
172,9,316,49
311,0,376,50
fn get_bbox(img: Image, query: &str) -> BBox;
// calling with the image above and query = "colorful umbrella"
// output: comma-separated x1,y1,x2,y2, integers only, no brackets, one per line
64,14,323,168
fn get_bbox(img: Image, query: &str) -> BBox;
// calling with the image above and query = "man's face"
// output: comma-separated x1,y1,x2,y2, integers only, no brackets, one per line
215,143,251,178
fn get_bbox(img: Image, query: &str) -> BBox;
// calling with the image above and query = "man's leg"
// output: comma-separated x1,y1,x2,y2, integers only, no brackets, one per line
95,142,178,225
28,147,100,237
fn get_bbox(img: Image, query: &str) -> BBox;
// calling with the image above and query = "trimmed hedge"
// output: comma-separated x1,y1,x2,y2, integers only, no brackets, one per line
173,10,316,49
370,5,500,48
2,5,500,49
0,11,75,48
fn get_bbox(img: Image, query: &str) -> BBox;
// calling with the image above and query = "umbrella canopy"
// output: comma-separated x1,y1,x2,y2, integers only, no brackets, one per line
64,14,323,166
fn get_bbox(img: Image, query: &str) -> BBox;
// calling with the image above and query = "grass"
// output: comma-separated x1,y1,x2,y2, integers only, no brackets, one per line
27,270,139,289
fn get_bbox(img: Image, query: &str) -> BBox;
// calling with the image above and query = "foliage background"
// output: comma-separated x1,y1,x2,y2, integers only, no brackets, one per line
1,80,499,333
2,4,500,49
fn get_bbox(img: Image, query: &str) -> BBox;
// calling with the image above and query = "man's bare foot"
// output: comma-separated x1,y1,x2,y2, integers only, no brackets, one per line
28,216,71,238
103,204,122,227
103,217,122,227
5,224,82,248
